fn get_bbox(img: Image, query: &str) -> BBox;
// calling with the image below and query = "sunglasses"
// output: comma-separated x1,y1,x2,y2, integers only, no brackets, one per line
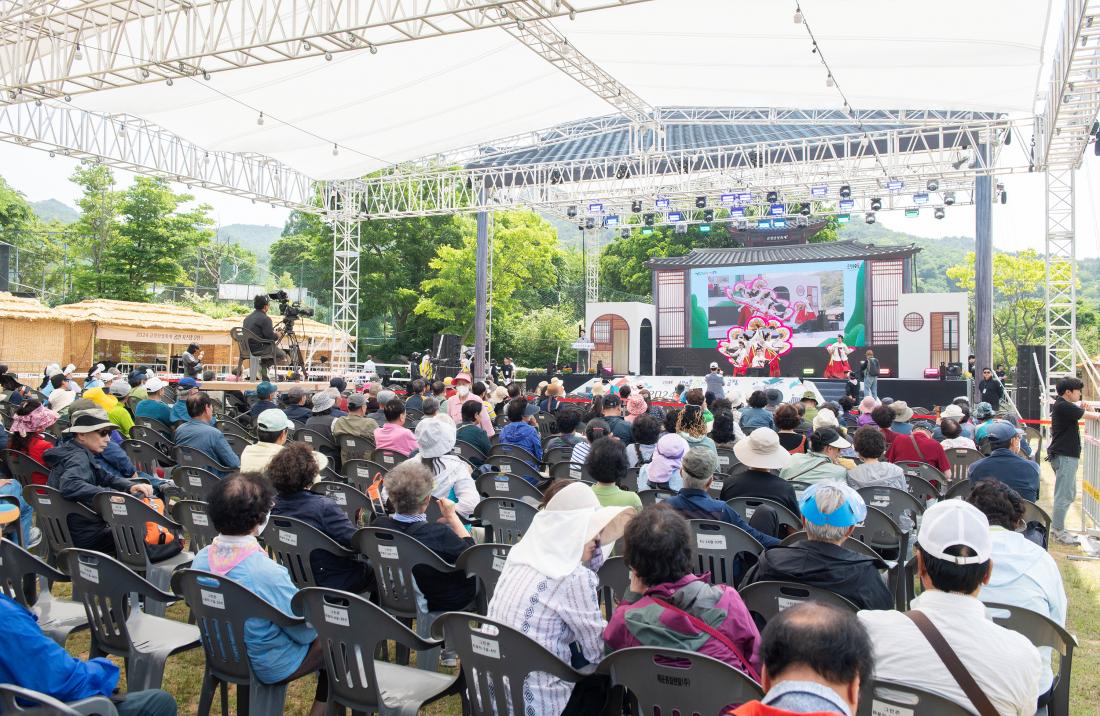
95,428,114,437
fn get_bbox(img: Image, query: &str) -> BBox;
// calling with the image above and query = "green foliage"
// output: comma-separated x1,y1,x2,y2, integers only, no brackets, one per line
494,306,579,368
69,163,123,298
0,176,72,302
173,290,250,319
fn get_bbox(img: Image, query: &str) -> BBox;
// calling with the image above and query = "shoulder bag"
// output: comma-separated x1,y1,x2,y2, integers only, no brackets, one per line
904,611,999,716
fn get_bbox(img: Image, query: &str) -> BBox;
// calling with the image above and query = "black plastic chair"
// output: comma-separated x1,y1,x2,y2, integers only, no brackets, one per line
0,537,88,646
1022,499,1053,548
486,454,543,486
63,549,200,692
174,445,234,476
472,497,539,545
543,446,574,466
597,554,629,621
489,442,541,466
170,499,219,552
291,587,463,714
944,447,984,486
984,601,1076,716
599,646,764,714
134,416,173,441
221,432,254,458
2,449,49,488
715,447,740,474
687,519,764,588
455,542,512,613
343,458,390,491
849,505,909,609
121,439,175,476
857,679,972,716
725,496,803,534
638,488,675,508
904,472,941,505
172,464,222,500
217,418,254,441
261,514,358,589
897,461,950,494
171,568,307,715
453,439,488,465
21,484,97,565
336,433,375,462
293,427,338,459
372,448,409,468
739,580,858,628
548,460,586,481
475,472,544,502
0,683,117,716
534,411,558,437
311,480,377,526
856,485,925,533
943,479,975,500
432,611,590,716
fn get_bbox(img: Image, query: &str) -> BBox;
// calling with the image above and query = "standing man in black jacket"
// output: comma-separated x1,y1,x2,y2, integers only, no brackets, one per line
977,367,1005,409
243,294,286,379
1049,376,1099,544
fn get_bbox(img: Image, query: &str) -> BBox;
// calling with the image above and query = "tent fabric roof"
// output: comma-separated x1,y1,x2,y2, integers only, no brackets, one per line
645,239,920,268
0,292,58,321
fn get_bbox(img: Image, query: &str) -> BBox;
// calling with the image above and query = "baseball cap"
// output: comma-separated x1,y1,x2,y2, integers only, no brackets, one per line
603,394,622,408
178,376,200,389
986,420,1018,445
256,381,277,398
709,361,719,370
347,392,367,409
916,499,992,565
108,381,131,397
800,482,867,527
813,427,850,450
144,376,167,393
311,391,336,413
377,390,396,405
973,401,995,420
256,408,292,432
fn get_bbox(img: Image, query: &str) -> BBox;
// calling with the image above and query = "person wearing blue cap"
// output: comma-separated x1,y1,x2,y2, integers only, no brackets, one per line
169,375,201,425
249,381,279,418
966,420,1040,502
742,482,893,611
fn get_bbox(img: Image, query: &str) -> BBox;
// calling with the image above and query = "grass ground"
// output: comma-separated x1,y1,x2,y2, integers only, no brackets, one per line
49,461,1100,715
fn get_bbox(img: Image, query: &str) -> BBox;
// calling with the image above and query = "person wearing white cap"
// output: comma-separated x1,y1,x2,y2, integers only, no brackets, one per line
414,418,479,519
489,481,634,716
47,382,76,413
705,361,725,399
778,428,850,486
720,428,799,519
241,408,295,474
82,363,106,390
133,376,172,426
858,499,1041,716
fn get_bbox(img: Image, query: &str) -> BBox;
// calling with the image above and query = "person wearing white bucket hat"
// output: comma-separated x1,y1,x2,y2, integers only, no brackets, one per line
720,428,800,520
414,418,480,519
489,481,634,716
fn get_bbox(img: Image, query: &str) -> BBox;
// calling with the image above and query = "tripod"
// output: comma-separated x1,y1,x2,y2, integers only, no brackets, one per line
277,318,309,380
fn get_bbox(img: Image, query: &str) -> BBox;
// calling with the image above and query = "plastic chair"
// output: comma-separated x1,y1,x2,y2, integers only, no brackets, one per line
232,326,277,379
778,531,886,560
638,488,675,508
739,580,858,628
687,519,764,588
943,479,975,501
904,472,941,505
170,499,219,552
548,460,586,481
372,448,409,468
849,505,909,609
221,432,254,458
0,684,118,716
344,458,389,490
0,537,88,646
455,543,512,614
121,439,175,476
897,461,949,494
472,497,539,545
944,447,984,486
597,554,629,621
856,485,925,533
63,549,200,692
857,679,973,716
174,445,234,476
599,646,764,714
90,492,193,617
261,514,358,589
171,465,222,500
534,411,558,437
292,427,337,456
1022,499,1053,548
337,434,375,462
984,602,1076,716
725,496,803,534
171,568,305,715
353,527,471,670
21,484,98,565
217,419,253,441
486,454,543,486
312,480,377,526
2,449,49,488
431,611,589,716
475,472,544,502
543,446,574,466
291,587,463,715
489,442,541,466
715,447,741,474
453,439,489,465
134,416,173,441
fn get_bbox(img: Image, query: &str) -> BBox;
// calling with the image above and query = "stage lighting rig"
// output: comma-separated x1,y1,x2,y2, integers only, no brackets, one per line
905,208,919,218
766,191,779,203
934,207,946,219
621,228,631,238
811,186,828,198
839,185,852,198
631,200,642,213
729,207,746,218
695,196,707,208
675,223,688,234
927,179,940,192
886,179,904,191
839,199,854,210
699,223,711,233
567,206,578,218
865,212,876,224
584,218,595,230
870,197,882,211
913,193,929,204
644,213,655,226
800,203,811,216
943,191,956,206
837,213,851,224
703,209,714,222
997,182,1007,204
655,198,670,209
668,211,684,222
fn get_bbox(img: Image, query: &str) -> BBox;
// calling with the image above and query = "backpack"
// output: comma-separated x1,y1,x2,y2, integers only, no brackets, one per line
141,496,183,562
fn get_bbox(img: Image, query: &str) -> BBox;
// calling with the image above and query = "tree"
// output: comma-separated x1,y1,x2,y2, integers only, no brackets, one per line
494,306,579,368
69,163,122,298
0,175,71,302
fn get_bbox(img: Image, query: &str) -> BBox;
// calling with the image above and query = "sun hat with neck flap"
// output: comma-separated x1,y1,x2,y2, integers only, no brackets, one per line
733,427,792,470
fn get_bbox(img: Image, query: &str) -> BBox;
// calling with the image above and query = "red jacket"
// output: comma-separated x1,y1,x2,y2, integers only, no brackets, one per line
727,703,842,716
885,430,950,474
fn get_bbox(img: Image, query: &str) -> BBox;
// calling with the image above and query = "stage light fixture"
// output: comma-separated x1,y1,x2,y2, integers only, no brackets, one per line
655,198,670,209
865,212,876,224
794,7,803,23
773,218,788,229
796,216,808,227
695,196,707,208
567,206,578,218
913,193,929,204
585,218,595,230
826,74,835,88
699,223,711,233
729,207,746,218
839,199,855,210
668,211,684,222
870,197,882,211
800,203,811,216
951,156,968,170
631,200,642,213
75,44,83,61
588,202,603,213
738,192,753,203
927,179,940,192
332,144,339,156
943,191,956,205
811,186,828,198
837,213,851,224
839,185,851,198
905,207,919,218
675,223,688,234
802,367,815,376
325,52,333,61
1094,138,1100,157
886,179,904,191
720,193,737,204
934,207,946,219
766,191,778,203
605,215,619,227
621,228,631,238
757,219,772,229
644,213,655,226
737,220,748,231
703,209,714,222
770,203,785,216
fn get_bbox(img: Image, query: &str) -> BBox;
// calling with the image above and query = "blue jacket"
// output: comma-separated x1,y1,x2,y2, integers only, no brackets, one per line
968,448,1041,502
248,399,279,418
499,421,543,463
191,547,316,683
135,398,172,426
174,418,240,474
169,399,191,425
271,490,369,592
739,407,774,432
0,594,120,702
664,489,781,548
283,405,312,423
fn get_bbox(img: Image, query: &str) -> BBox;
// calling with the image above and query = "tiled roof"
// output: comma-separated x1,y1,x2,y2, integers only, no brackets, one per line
645,240,920,268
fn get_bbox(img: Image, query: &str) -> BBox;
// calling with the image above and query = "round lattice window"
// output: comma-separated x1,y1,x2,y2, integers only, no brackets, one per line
903,312,925,332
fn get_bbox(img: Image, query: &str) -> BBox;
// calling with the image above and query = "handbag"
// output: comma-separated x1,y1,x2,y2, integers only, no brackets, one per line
905,611,999,716
649,596,760,682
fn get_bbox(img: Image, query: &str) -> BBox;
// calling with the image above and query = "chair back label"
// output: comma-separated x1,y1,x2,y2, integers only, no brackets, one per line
201,589,225,610
383,455,395,464
570,467,582,479
189,476,203,487
111,502,127,516
870,701,913,716
712,480,724,491
697,534,726,550
378,545,399,560
303,435,313,443
777,597,800,612
279,530,297,546
357,467,370,479
471,634,500,659
192,512,209,526
499,508,516,522
718,455,730,466
39,498,51,505
500,463,512,473
493,478,510,492
492,555,507,572
324,605,350,626
78,563,99,584
744,507,756,518
329,491,347,505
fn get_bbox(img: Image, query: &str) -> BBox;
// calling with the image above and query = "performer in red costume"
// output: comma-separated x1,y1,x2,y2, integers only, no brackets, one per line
823,335,853,379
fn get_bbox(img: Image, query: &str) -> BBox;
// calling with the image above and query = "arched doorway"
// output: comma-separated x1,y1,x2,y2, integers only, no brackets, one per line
639,318,653,375
591,314,629,374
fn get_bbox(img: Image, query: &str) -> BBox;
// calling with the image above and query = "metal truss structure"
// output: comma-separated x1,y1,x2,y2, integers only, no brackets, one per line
1045,168,1077,402
326,181,361,373
0,0,650,104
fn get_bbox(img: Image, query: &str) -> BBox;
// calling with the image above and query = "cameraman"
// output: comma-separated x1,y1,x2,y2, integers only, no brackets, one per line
243,294,286,378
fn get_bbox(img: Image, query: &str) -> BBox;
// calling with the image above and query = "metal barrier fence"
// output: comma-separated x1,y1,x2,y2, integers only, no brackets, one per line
1083,416,1100,533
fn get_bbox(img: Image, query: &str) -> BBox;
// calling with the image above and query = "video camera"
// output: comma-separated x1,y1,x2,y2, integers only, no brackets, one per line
268,289,314,331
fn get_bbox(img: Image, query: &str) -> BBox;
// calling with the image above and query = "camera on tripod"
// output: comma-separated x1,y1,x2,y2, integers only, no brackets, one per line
268,289,314,329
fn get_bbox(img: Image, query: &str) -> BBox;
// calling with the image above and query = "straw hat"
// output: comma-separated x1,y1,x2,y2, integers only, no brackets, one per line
733,427,792,470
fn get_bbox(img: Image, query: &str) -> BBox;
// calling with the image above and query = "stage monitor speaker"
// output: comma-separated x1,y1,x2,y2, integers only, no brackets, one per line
946,361,963,380
431,333,462,365
1015,345,1046,422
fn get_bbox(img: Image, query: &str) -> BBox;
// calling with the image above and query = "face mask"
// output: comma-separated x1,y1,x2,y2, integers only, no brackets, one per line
457,386,470,397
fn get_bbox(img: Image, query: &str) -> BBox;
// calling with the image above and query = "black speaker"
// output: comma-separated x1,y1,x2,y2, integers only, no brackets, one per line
946,361,963,380
0,244,9,292
1015,345,1046,422
431,333,462,365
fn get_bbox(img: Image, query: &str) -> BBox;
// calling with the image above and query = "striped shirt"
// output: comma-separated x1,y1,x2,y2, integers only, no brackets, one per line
487,562,606,715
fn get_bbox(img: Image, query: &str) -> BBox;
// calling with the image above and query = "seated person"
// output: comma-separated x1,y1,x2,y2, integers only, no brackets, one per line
586,437,643,511
724,602,872,716
665,447,780,547
638,432,688,492
489,481,633,716
305,390,343,442
269,443,371,593
739,390,775,434
414,418,480,520
570,418,610,468
968,480,1067,697
967,421,1040,503
134,376,173,426
82,386,134,438
372,399,418,455
742,483,893,610
870,404,898,446
972,401,997,442
169,377,201,425
282,387,312,424
885,419,950,474
498,397,543,468
173,393,241,475
846,426,906,490
241,409,293,473
605,504,761,678
192,473,328,715
676,402,715,455
938,416,976,450
774,404,809,454
720,429,799,517
455,399,492,465
544,407,583,454
858,500,1041,715
331,392,379,463
45,409,154,554
248,381,280,418
889,401,915,435
779,428,849,485
626,414,660,468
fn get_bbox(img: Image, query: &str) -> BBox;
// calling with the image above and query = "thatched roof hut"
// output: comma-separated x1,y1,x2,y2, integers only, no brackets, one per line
0,292,69,372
